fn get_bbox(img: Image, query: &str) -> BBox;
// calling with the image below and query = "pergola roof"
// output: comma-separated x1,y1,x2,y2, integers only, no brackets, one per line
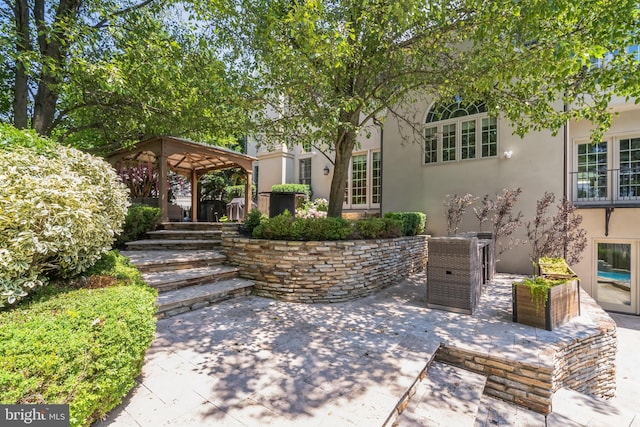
106,135,256,223
106,135,256,176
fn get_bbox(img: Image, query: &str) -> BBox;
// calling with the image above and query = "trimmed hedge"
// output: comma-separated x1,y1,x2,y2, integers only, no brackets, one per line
0,251,156,427
251,212,405,240
384,212,427,236
271,183,311,198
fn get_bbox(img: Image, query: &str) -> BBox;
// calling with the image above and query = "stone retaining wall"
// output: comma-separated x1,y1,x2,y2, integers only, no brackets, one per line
435,292,617,414
222,235,429,303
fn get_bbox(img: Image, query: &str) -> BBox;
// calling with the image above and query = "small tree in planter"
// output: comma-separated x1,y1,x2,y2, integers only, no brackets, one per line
514,193,586,331
473,188,524,257
526,192,587,269
444,193,476,235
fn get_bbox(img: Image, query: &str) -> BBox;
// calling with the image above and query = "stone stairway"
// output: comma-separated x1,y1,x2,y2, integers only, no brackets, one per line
391,361,488,426
122,222,254,318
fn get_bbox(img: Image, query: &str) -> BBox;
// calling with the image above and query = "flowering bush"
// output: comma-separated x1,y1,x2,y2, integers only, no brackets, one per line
296,198,328,219
0,127,129,308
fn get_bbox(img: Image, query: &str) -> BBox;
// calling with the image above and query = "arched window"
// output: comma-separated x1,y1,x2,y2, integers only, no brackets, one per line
424,100,497,164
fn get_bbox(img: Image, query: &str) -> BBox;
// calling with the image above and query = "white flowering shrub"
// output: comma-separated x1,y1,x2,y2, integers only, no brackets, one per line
296,198,328,219
0,128,129,308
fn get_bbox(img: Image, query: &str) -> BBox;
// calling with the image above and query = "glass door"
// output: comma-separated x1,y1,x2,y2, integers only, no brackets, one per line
596,242,637,314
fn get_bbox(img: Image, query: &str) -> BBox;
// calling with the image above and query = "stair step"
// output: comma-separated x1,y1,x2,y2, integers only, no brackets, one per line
146,230,222,240
160,222,225,231
125,239,222,251
120,250,226,273
393,361,487,427
474,395,545,427
142,265,239,292
548,387,638,427
156,278,254,318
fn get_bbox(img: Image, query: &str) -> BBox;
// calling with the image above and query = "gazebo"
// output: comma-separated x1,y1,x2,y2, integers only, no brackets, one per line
107,136,257,223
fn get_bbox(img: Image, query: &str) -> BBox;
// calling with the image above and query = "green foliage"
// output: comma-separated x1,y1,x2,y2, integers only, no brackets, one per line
0,251,156,427
252,210,296,239
384,212,427,236
0,127,129,308
224,184,257,202
515,276,570,314
244,209,266,235
290,217,353,240
351,218,403,239
252,212,407,240
115,204,161,247
208,0,640,217
0,124,57,153
271,184,312,198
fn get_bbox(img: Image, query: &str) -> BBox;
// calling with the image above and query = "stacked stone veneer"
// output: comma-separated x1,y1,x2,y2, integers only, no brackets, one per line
435,292,617,414
222,235,428,303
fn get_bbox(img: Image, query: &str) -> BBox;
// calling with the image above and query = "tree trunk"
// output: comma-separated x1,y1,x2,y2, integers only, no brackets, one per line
327,118,358,217
32,0,82,136
12,0,30,129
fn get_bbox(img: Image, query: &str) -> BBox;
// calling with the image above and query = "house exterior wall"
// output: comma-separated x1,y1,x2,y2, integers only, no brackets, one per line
381,97,565,273
252,120,382,214
567,107,640,312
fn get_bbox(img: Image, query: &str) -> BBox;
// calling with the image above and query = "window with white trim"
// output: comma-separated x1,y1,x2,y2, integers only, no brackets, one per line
299,158,311,185
573,136,640,204
343,150,381,209
424,101,497,164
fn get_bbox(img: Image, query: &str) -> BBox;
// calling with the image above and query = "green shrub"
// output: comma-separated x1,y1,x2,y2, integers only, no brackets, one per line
115,204,161,247
0,126,130,308
252,210,296,239
0,251,156,427
384,212,427,236
351,217,403,239
0,123,57,153
244,208,266,235
291,217,353,240
271,183,311,198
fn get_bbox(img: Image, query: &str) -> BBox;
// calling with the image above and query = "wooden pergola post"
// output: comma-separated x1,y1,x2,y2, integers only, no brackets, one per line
191,169,199,222
158,154,169,223
244,169,253,221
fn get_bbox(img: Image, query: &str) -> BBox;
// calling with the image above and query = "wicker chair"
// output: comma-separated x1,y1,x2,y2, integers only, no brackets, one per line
427,236,483,314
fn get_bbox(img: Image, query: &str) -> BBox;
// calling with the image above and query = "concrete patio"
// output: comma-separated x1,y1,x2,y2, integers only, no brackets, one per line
95,273,640,426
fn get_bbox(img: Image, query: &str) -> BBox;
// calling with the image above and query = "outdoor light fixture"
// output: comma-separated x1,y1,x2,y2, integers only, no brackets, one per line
503,150,513,159
323,165,330,175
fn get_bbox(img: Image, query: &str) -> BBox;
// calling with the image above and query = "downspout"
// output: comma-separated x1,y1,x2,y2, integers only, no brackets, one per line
563,102,568,199
375,118,384,217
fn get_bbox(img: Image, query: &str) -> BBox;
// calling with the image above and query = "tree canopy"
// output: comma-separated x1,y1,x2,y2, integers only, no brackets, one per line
1,1,253,150
208,0,640,216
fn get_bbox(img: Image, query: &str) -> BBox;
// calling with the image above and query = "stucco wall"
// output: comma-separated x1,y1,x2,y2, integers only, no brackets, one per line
222,235,428,303
381,96,565,274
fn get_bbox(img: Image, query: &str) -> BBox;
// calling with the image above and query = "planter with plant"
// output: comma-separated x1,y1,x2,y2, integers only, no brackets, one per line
513,258,580,331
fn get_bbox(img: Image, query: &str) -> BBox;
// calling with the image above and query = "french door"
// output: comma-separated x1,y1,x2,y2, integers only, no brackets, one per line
595,242,638,314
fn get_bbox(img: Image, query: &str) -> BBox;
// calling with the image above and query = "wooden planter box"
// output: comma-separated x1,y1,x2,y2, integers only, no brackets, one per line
512,279,581,331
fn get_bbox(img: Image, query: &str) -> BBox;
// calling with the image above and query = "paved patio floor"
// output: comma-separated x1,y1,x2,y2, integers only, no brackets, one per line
95,273,640,426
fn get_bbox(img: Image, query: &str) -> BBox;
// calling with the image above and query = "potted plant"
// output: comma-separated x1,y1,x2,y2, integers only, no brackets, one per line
512,258,580,331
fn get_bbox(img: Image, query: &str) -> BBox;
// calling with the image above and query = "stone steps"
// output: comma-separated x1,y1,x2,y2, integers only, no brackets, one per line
125,239,222,251
121,222,254,318
156,278,254,319
146,229,223,240
547,387,639,427
120,250,226,273
141,265,240,292
391,361,487,426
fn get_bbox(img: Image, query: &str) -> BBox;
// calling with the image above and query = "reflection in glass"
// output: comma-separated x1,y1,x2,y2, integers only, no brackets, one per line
597,243,631,306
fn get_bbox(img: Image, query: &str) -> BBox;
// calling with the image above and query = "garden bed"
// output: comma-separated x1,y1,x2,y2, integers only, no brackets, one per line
222,235,429,303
